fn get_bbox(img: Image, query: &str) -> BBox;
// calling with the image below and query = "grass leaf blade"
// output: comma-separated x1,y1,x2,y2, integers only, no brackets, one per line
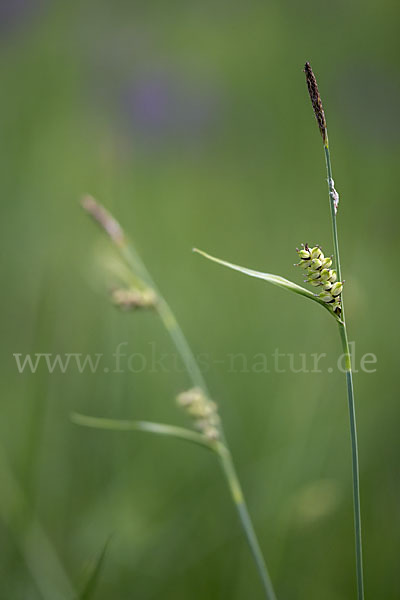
71,413,216,451
193,248,342,322
79,536,112,600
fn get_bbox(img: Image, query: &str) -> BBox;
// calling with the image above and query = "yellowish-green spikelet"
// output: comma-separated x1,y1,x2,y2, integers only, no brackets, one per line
295,243,343,315
177,388,220,441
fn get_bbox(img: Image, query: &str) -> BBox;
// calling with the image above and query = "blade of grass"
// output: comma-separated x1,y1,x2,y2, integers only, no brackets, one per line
0,445,75,600
193,247,343,323
78,536,112,600
71,413,217,452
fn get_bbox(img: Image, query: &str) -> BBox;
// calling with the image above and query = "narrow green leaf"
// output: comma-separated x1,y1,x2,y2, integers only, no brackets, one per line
193,248,342,323
79,536,112,600
71,413,217,451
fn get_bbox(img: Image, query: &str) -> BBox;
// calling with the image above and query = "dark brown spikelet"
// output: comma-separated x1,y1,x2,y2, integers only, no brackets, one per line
303,62,327,145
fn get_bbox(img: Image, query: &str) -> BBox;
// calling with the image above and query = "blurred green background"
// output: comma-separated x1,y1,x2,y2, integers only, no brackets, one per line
1,1,399,598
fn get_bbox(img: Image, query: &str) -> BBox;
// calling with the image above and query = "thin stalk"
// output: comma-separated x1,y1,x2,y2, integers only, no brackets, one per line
324,144,364,600
218,446,277,600
119,242,208,392
82,197,277,599
71,413,216,451
0,446,76,600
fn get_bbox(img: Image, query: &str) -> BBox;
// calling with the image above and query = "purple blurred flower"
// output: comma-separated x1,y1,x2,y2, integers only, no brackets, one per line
120,70,221,143
0,0,42,35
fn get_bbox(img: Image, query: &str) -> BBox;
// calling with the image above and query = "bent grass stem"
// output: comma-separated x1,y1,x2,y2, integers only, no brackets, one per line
120,241,277,600
81,197,277,600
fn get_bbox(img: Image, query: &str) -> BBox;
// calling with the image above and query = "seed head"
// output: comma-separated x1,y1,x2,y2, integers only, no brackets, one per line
112,288,157,310
298,249,310,260
319,269,331,281
320,256,333,269
310,258,322,270
309,246,323,260
319,291,334,303
303,62,328,146
177,387,220,441
331,282,343,297
296,244,343,315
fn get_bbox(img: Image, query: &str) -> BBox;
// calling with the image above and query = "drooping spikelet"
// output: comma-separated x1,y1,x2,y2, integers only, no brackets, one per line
177,387,220,441
112,288,157,310
296,244,343,315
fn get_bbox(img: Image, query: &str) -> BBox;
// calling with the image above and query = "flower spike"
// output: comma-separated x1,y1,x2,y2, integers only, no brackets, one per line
177,388,220,441
303,62,328,147
296,244,343,316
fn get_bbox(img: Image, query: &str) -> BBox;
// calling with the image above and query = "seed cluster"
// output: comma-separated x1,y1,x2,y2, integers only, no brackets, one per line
112,288,156,310
296,244,343,314
177,387,220,441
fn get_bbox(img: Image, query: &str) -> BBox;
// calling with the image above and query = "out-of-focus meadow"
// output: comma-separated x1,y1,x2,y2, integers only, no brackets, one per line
1,1,399,598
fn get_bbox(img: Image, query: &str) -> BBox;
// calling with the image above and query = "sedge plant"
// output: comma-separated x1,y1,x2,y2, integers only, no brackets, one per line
73,195,278,600
194,62,364,599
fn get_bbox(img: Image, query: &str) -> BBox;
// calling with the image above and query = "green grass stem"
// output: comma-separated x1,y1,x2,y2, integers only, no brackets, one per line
82,197,278,600
324,144,364,600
